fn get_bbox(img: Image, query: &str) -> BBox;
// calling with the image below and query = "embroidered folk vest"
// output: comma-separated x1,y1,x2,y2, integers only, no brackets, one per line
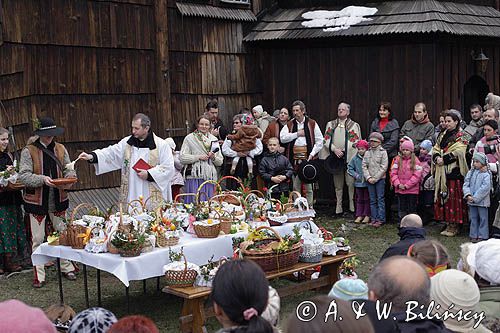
23,143,69,215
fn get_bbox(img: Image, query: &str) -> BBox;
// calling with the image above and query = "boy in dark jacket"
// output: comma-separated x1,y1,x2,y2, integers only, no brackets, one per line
259,137,294,199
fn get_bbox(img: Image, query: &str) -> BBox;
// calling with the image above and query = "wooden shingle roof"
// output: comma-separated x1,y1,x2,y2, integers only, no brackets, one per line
68,187,120,213
244,0,500,41
177,2,257,22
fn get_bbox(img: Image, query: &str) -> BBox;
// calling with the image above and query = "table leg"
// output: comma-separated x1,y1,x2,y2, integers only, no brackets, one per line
320,262,342,292
97,269,102,307
156,277,160,292
126,286,130,313
83,264,89,308
180,298,207,333
56,258,64,304
143,279,147,294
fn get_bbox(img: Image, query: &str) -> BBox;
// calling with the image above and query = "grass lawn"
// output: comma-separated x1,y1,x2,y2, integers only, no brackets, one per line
0,208,468,332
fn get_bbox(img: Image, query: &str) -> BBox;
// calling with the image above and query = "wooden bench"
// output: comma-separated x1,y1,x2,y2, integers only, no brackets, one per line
163,253,355,333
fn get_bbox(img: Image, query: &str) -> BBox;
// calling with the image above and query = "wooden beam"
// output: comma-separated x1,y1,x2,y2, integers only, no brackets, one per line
154,0,172,132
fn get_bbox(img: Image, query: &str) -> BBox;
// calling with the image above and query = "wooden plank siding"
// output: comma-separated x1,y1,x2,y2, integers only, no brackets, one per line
166,4,263,130
258,37,500,201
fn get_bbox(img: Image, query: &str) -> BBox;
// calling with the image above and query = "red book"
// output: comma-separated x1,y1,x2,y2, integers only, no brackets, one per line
132,158,152,173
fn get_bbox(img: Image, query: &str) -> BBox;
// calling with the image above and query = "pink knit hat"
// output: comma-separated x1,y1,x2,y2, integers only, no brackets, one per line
356,140,369,150
0,300,56,333
400,140,414,152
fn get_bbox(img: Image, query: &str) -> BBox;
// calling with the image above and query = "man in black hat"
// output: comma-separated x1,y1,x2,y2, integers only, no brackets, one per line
18,117,77,288
280,100,323,207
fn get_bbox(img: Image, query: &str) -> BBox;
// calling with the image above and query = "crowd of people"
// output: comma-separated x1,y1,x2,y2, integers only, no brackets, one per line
1,94,500,331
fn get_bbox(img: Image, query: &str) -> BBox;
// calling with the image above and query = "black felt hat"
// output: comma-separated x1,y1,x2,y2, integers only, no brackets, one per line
297,159,321,183
34,117,64,137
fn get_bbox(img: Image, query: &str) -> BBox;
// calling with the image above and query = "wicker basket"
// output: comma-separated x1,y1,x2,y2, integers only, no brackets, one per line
241,226,301,272
59,231,68,246
267,199,287,226
164,254,198,288
119,246,142,257
209,194,242,234
157,233,179,247
298,221,323,263
68,203,97,249
194,223,221,238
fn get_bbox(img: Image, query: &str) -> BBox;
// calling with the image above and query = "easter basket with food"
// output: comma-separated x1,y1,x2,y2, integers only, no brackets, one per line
163,248,200,288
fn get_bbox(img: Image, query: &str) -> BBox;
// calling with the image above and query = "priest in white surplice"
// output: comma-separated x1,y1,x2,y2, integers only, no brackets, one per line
79,113,174,208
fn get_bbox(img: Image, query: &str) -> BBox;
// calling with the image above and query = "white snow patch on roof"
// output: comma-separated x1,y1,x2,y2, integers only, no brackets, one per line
302,6,378,32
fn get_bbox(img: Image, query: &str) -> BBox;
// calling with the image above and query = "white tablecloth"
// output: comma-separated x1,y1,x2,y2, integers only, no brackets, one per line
32,221,317,286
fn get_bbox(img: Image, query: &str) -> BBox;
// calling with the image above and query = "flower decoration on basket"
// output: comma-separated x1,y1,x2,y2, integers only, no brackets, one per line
163,247,200,288
108,204,148,257
0,164,19,188
283,192,316,222
340,257,359,279
333,237,351,255
47,232,60,246
239,226,302,272
152,216,181,247
195,255,228,287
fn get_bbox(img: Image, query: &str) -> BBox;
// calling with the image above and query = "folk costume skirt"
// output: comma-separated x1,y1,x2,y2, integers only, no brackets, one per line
0,205,27,254
434,179,467,224
183,178,215,204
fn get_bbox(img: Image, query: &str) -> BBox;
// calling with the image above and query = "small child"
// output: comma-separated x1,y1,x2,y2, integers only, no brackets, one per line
347,140,370,223
408,240,450,277
362,132,388,228
227,114,261,176
258,137,293,199
463,152,491,242
417,139,435,224
165,138,184,200
390,139,422,222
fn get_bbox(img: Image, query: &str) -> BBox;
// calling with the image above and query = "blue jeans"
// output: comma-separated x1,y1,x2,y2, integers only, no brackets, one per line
469,206,489,240
368,178,386,223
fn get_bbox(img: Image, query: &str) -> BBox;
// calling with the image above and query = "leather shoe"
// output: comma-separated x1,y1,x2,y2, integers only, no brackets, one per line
33,280,45,288
63,272,77,281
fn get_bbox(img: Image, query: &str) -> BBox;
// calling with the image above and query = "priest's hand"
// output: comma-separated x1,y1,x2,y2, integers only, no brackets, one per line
43,176,56,188
136,169,149,180
78,152,93,161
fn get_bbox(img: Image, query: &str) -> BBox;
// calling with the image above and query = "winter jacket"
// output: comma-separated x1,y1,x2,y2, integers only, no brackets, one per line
464,119,484,142
400,116,434,153
227,125,261,152
347,154,367,187
393,311,452,333
362,146,388,182
474,135,500,164
371,118,400,158
463,168,491,208
258,151,294,194
390,155,423,195
380,227,426,261
419,154,434,191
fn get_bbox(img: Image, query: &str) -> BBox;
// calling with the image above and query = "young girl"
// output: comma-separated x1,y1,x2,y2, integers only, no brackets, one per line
408,240,450,277
362,132,388,228
390,140,422,222
212,260,275,333
347,140,370,223
0,127,25,273
463,152,491,242
417,139,435,224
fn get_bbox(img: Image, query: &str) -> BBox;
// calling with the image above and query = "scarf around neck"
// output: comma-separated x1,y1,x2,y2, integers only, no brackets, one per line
411,113,430,125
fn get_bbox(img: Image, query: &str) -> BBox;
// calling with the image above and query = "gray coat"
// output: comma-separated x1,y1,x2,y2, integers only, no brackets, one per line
370,118,400,158
400,120,434,152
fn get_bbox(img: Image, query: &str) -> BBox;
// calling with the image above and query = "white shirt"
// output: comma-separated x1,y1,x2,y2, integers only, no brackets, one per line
280,118,324,157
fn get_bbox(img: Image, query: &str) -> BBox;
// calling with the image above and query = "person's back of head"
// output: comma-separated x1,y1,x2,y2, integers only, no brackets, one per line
368,256,430,312
286,296,374,333
0,299,57,333
212,259,273,333
400,214,423,228
107,315,159,333
408,240,450,277
68,307,117,333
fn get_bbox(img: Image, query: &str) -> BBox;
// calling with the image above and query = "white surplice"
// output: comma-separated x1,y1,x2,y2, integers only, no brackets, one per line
92,134,174,207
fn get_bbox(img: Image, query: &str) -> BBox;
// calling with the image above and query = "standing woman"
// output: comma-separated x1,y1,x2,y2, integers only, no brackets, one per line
433,111,469,237
180,116,223,203
0,127,25,273
370,102,400,222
